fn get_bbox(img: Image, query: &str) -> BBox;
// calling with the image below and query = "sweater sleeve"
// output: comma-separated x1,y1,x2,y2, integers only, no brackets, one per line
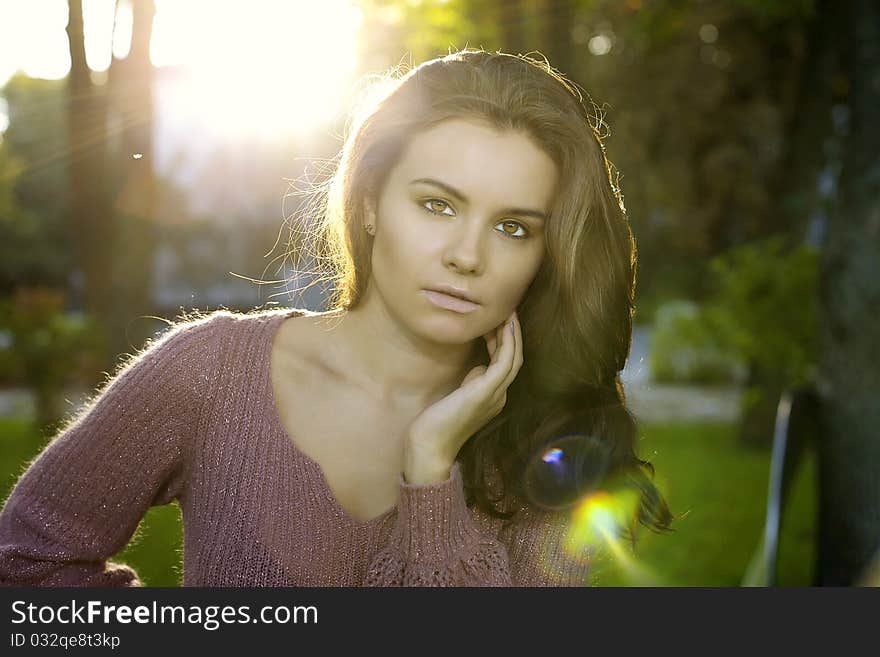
364,461,593,586
0,315,217,587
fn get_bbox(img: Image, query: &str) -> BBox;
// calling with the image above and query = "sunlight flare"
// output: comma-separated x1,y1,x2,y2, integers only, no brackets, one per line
568,489,665,586
152,0,363,140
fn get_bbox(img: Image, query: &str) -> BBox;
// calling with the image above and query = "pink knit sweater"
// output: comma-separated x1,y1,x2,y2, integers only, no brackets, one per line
0,308,594,586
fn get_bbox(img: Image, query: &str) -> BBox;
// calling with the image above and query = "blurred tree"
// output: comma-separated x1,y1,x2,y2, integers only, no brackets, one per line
771,0,840,242
0,287,104,434
65,0,114,344
0,73,102,435
704,237,819,446
817,0,880,586
105,0,159,360
0,76,72,295
357,0,475,62
65,0,159,364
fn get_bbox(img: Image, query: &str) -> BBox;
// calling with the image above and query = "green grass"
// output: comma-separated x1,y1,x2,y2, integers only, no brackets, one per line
593,421,817,586
0,417,817,587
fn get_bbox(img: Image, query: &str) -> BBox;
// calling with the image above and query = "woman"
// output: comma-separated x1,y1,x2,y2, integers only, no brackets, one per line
0,48,672,587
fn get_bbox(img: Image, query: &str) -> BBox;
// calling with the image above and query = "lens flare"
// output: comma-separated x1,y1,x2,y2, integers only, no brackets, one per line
521,435,668,585
567,489,665,586
523,434,611,510
542,447,564,464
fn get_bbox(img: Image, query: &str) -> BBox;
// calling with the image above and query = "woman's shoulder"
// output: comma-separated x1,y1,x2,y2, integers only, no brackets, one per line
148,305,340,380
119,307,304,377
159,306,309,341
169,305,327,364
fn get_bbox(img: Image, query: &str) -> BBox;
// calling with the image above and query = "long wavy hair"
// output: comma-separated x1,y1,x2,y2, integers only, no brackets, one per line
284,48,673,543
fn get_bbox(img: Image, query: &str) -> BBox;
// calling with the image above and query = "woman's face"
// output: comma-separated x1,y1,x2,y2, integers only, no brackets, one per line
364,117,558,343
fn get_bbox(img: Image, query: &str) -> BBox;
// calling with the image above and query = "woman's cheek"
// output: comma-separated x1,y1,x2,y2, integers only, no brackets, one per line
503,258,541,304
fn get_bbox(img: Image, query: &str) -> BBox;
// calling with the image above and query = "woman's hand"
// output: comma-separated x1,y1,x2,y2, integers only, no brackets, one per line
402,310,523,485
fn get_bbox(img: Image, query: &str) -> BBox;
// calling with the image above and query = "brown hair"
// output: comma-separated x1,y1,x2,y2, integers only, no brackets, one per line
285,48,673,543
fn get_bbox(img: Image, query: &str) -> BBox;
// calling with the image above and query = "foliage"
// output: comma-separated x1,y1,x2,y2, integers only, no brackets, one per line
356,0,476,64
650,299,747,384
0,74,71,294
0,287,106,432
0,138,22,217
650,235,817,388
703,235,819,387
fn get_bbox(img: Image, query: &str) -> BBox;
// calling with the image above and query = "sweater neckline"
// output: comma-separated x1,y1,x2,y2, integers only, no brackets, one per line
263,308,398,528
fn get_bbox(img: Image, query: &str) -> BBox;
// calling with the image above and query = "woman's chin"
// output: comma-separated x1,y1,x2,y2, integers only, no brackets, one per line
418,316,485,344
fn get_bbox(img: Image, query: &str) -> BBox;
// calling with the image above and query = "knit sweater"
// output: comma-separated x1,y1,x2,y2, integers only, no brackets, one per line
0,308,595,586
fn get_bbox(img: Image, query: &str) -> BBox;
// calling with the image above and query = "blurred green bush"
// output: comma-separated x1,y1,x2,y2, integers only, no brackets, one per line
650,299,747,384
0,287,106,431
650,235,818,391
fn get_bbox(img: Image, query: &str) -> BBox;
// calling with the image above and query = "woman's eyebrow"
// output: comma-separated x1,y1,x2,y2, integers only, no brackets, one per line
409,177,547,222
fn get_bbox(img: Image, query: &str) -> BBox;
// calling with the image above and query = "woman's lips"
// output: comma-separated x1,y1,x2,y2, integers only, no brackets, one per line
422,290,481,313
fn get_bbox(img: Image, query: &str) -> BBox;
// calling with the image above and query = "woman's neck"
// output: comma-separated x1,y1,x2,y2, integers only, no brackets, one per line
315,298,483,411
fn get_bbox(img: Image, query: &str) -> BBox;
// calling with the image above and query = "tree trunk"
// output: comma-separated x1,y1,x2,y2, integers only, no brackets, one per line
772,0,838,245
817,0,880,585
736,0,840,448
106,0,158,360
65,0,114,366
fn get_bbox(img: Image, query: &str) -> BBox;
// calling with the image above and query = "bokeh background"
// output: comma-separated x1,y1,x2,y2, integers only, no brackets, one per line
1,0,877,586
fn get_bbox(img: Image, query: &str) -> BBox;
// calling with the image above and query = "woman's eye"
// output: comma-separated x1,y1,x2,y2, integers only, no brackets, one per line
422,199,455,216
421,199,528,240
495,220,528,239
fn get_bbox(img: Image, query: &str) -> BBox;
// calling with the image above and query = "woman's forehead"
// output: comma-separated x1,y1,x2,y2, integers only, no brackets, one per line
392,119,558,209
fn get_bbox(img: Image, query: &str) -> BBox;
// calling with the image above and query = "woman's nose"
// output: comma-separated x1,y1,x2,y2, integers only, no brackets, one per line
441,220,485,275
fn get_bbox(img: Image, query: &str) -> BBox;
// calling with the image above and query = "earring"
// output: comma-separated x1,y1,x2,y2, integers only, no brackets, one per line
365,223,375,235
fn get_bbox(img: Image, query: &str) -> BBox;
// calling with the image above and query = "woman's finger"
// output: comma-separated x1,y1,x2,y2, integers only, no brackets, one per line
499,311,523,392
484,315,517,390
486,318,506,364
461,364,487,386
484,328,498,362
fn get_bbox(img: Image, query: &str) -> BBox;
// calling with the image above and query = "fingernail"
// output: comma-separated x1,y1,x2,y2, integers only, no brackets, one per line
508,321,514,335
